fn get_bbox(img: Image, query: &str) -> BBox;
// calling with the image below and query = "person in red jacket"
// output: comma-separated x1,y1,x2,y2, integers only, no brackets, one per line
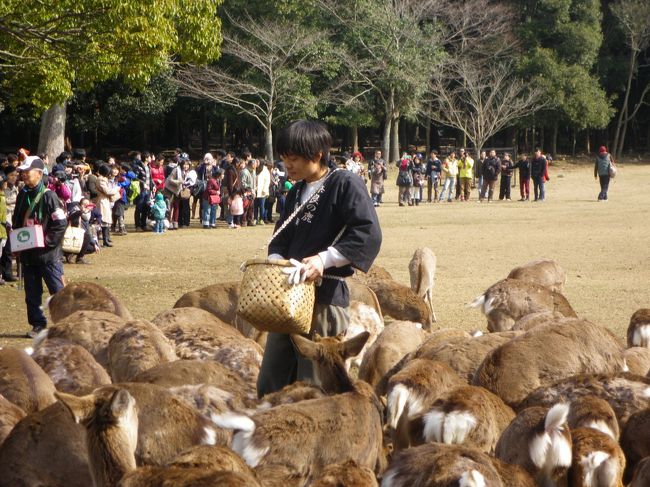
150,154,166,193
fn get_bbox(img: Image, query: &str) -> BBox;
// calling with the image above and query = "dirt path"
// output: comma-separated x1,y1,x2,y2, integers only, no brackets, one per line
1,161,648,347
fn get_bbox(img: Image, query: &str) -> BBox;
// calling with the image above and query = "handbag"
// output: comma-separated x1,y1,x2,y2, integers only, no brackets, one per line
209,193,221,206
609,158,617,178
237,169,341,335
62,224,85,254
180,187,192,200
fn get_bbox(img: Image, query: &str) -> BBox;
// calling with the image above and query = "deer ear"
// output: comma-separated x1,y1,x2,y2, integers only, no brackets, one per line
109,389,135,419
341,331,370,360
290,334,322,361
55,392,96,424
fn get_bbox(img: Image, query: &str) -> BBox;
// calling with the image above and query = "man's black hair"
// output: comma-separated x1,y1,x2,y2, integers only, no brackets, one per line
142,151,151,159
276,120,332,166
97,164,111,177
226,151,236,158
215,149,226,157
72,148,86,159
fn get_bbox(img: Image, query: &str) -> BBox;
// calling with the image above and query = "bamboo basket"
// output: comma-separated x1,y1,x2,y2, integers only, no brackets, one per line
237,258,315,334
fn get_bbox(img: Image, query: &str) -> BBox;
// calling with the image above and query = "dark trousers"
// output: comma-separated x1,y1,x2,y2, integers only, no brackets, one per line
481,179,497,201
178,198,191,227
427,177,439,202
257,304,349,398
455,175,461,199
264,197,275,222
533,177,545,201
520,179,530,199
460,177,472,201
598,175,610,200
244,198,254,225
499,176,512,200
134,191,150,229
254,197,267,222
23,261,65,328
0,237,14,278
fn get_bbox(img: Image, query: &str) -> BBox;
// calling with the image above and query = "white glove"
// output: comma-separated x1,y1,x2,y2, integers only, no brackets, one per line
281,258,306,286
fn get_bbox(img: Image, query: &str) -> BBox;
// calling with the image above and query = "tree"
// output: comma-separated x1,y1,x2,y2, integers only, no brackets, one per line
426,59,543,157
0,0,222,160
610,0,650,158
173,11,329,162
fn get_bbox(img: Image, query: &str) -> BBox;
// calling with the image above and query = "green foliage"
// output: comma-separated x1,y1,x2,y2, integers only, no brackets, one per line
0,0,222,110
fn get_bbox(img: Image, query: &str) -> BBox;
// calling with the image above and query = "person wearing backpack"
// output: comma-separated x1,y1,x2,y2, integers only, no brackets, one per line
480,150,501,202
396,155,414,206
594,145,615,201
12,157,67,338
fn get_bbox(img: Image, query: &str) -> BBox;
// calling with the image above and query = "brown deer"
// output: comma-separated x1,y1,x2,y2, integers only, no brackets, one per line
418,385,515,454
107,320,177,382
212,332,386,485
312,460,378,487
570,427,625,487
0,394,25,447
342,301,384,371
623,347,650,375
629,457,650,487
495,403,573,487
470,278,577,332
358,320,426,390
619,408,650,483
0,347,57,413
507,259,567,293
627,308,650,348
32,337,111,394
366,278,433,329
44,310,127,368
47,281,132,323
408,247,437,323
568,396,619,441
473,320,625,408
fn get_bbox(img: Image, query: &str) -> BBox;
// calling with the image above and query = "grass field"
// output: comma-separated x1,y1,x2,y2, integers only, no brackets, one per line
1,160,649,347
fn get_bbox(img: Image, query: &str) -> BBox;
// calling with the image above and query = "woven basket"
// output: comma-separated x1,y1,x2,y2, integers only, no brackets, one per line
237,259,315,334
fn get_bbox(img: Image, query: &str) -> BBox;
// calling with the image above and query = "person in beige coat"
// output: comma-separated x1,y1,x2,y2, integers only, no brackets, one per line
94,163,120,247
254,160,271,224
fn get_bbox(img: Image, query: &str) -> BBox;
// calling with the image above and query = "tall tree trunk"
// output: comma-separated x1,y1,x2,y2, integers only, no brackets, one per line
382,115,391,162
551,122,558,156
264,124,274,163
572,128,577,156
619,110,629,158
531,124,536,151
613,48,637,159
351,125,359,153
540,126,545,152
38,103,66,165
425,116,431,155
201,104,209,155
221,118,227,149
585,129,590,153
390,116,400,164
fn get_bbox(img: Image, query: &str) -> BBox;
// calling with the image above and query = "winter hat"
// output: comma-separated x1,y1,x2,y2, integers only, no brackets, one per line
155,192,164,201
598,146,607,154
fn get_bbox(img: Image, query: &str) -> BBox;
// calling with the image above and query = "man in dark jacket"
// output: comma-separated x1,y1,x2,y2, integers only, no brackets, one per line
513,153,531,200
531,148,547,201
12,157,67,337
480,150,501,202
425,150,442,203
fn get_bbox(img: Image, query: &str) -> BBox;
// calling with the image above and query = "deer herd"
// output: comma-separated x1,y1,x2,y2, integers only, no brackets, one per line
1,251,650,486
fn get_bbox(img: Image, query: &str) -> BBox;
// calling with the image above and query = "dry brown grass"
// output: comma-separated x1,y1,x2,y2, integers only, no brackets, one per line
1,161,648,347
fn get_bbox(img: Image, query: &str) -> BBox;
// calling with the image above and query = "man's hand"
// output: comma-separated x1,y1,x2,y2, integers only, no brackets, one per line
301,255,324,283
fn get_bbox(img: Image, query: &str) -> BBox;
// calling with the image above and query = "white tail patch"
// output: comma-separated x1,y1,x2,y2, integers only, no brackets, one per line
387,385,409,429
530,403,572,471
210,412,255,433
483,297,495,315
632,325,650,347
471,330,484,337
23,347,34,356
380,470,399,487
32,328,49,348
580,451,611,487
622,359,629,372
459,470,486,487
202,426,217,445
469,294,485,310
423,409,477,445
586,420,616,441
212,412,267,468
644,387,650,399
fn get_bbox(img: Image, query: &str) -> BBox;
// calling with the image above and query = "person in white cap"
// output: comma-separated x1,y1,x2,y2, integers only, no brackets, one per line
12,156,67,338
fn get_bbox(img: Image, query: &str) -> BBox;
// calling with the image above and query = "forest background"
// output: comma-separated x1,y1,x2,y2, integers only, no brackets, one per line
0,0,648,162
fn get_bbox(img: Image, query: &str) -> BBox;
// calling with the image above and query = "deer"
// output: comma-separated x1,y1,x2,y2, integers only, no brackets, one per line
627,308,650,348
417,385,515,454
570,427,625,487
567,396,620,441
382,442,535,487
0,394,25,447
155,317,263,389
495,403,573,487
619,408,650,483
623,347,650,375
107,319,178,382
43,309,127,368
469,278,577,332
507,259,567,293
358,320,427,390
365,277,433,329
212,332,386,485
408,247,437,323
629,457,650,487
342,301,384,371
0,347,57,413
312,460,378,487
32,337,111,394
518,373,650,425
513,311,568,331
56,389,260,487
47,281,132,323
472,319,626,408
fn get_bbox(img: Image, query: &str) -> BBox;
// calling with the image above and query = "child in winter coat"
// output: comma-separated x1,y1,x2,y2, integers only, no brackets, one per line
229,189,244,228
202,169,222,229
150,192,168,234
